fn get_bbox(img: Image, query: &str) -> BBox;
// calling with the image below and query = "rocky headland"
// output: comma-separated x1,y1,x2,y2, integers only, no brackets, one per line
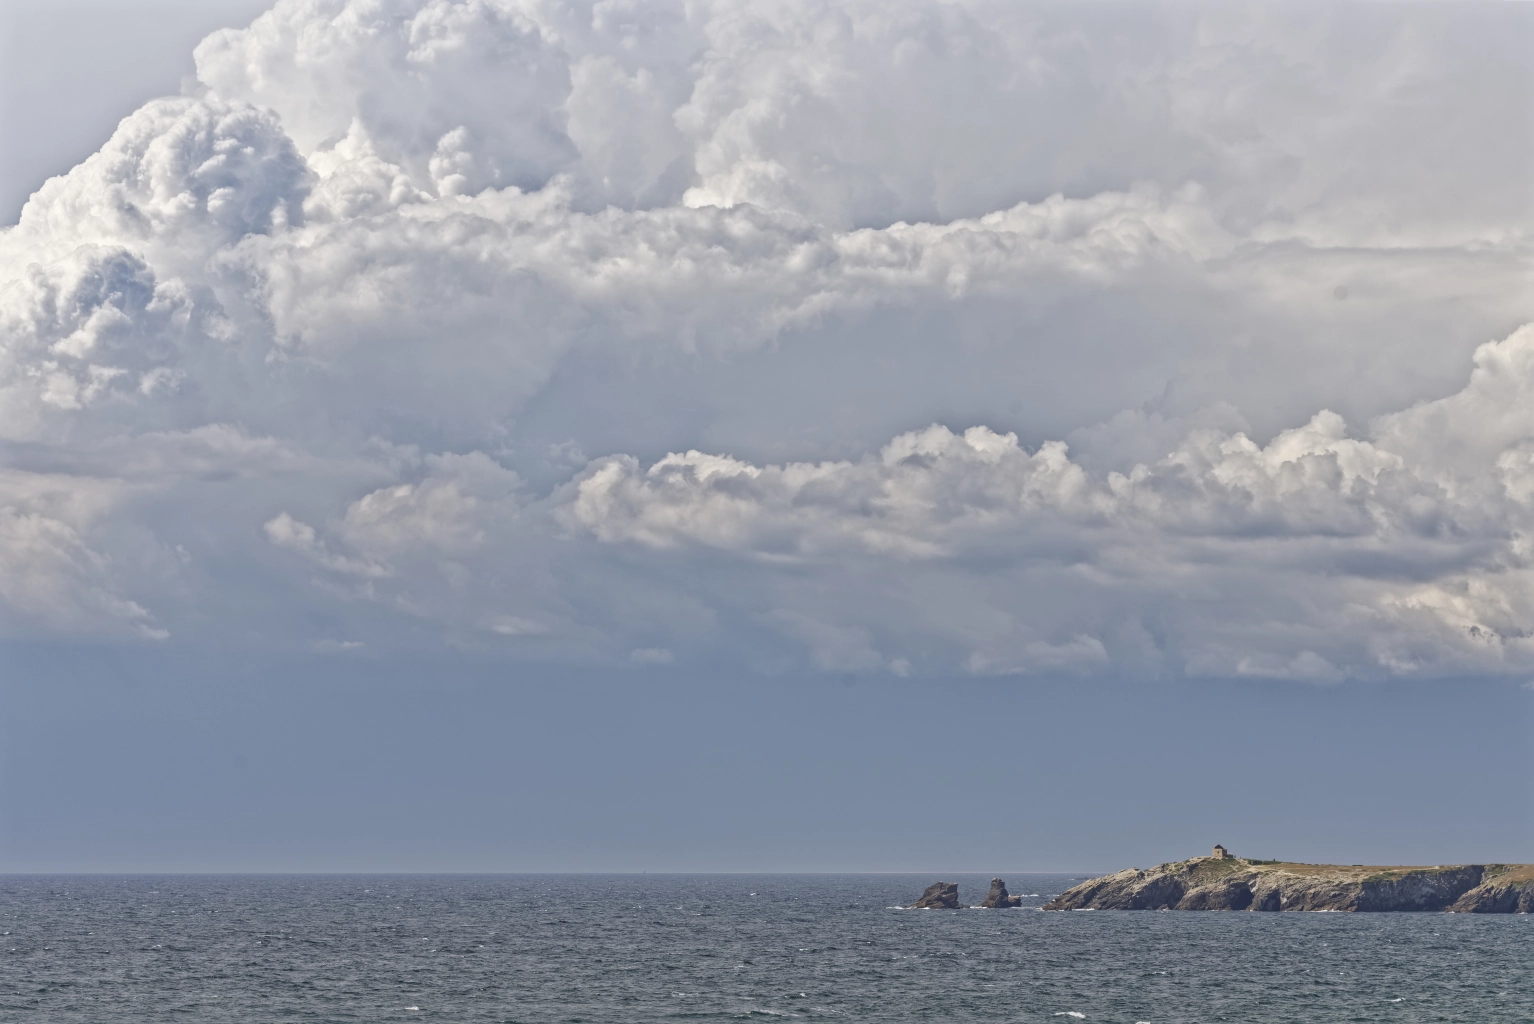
1042,855,1534,913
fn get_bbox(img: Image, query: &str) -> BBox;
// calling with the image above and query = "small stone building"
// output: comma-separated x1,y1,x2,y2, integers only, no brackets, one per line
1212,844,1230,860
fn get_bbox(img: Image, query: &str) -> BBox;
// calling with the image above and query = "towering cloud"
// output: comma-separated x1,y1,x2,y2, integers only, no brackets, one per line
1,0,1529,681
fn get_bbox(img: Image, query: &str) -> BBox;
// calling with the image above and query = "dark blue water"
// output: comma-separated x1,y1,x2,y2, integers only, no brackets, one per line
1,874,1528,1022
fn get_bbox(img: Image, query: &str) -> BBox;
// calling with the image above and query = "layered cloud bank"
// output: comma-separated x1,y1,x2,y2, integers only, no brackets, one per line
1,0,1530,681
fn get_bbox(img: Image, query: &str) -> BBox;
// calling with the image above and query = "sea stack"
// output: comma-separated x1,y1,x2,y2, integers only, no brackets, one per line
909,881,964,908
980,878,1023,908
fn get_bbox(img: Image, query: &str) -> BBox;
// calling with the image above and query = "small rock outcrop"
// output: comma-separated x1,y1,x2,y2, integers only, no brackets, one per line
909,881,964,909
1042,857,1533,913
980,878,1023,908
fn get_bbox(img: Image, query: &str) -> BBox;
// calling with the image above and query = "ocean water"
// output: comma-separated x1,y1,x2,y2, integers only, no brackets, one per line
1,874,1529,1023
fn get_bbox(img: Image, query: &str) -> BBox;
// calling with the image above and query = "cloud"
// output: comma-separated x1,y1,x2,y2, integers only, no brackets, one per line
5,97,307,263
0,0,1528,681
0,468,162,638
561,329,1534,680
629,647,675,667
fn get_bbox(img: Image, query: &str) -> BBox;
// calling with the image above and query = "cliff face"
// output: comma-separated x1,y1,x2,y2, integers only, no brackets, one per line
1449,866,1534,913
1043,858,1534,913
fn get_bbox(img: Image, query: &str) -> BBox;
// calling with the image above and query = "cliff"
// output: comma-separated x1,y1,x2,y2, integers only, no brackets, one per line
1450,864,1534,913
1042,857,1534,913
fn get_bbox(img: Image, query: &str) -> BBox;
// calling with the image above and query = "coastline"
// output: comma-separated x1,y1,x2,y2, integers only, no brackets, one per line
1041,856,1534,913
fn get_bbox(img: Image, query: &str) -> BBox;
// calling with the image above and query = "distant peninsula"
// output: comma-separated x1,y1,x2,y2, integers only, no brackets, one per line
1042,847,1534,912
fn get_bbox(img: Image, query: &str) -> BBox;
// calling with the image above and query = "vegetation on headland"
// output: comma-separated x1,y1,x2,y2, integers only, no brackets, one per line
1042,855,1534,913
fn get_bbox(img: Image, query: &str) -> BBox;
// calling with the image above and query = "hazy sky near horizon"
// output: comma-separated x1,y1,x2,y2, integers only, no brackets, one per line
1,0,1531,872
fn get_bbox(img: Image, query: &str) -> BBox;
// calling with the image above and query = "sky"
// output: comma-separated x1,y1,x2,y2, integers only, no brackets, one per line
0,0,1531,873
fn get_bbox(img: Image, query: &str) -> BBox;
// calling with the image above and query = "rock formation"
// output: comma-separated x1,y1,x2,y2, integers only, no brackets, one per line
909,881,964,909
1449,866,1534,913
1042,857,1534,913
980,878,1023,908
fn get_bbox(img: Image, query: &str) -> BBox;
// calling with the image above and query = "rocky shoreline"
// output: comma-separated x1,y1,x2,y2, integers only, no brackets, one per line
1041,854,1534,913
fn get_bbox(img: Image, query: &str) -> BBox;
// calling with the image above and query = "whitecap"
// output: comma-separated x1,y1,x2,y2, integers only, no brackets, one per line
732,1010,797,1018
1053,1013,1086,1019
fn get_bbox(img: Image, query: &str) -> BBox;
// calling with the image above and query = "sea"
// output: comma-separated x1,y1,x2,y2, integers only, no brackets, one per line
2,873,1529,1023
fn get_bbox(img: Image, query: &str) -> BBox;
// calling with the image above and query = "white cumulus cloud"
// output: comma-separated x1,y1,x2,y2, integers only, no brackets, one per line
0,0,1528,681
